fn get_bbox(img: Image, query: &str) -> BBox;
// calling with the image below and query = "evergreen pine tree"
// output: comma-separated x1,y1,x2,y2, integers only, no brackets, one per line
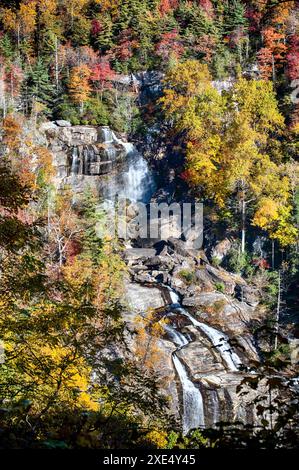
21,59,54,115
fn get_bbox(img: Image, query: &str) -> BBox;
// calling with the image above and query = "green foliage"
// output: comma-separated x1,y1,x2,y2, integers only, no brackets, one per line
178,269,197,285
22,59,54,115
214,282,225,293
225,247,252,275
55,97,109,126
211,256,221,267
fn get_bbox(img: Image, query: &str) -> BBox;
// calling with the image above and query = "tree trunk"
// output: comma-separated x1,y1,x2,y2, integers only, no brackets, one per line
241,197,246,253
274,269,281,350
17,24,20,50
55,36,59,93
272,239,275,269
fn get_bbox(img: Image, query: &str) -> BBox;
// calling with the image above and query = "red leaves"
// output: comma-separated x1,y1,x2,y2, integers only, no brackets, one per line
90,57,115,90
155,30,184,61
91,19,102,37
4,64,24,98
115,29,138,61
198,0,214,17
258,27,287,80
287,35,299,81
158,0,178,16
252,258,270,270
193,35,216,63
65,239,82,263
245,7,262,33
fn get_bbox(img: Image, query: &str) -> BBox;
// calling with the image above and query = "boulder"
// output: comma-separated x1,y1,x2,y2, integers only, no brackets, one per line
205,265,236,295
124,248,157,263
210,238,232,262
236,284,260,307
182,227,203,250
143,255,174,271
182,291,228,308
167,237,201,259
195,268,215,292
55,120,71,127
124,282,167,315
40,121,57,131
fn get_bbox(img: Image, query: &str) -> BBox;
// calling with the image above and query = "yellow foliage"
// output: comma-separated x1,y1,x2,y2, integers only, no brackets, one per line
144,430,168,449
1,8,17,32
253,198,279,229
19,0,37,35
134,311,167,371
69,65,91,106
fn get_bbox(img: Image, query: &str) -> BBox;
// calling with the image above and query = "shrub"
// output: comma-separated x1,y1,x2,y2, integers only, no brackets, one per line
178,269,197,285
55,98,80,124
55,97,109,126
211,256,221,267
225,247,254,276
212,299,227,314
215,282,225,293
83,99,109,126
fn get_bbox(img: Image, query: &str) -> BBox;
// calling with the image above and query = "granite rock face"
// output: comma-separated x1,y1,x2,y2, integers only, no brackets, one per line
123,236,263,429
44,124,126,182
43,123,155,202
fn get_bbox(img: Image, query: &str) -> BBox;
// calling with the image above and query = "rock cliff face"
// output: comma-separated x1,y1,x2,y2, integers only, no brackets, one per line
43,122,155,202
44,123,126,180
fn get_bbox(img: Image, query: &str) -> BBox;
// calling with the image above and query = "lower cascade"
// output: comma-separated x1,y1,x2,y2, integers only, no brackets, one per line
167,289,242,372
164,288,242,432
164,324,205,434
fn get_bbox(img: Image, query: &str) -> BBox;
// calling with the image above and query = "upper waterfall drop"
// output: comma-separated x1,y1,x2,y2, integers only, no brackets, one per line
65,125,156,203
102,136,156,203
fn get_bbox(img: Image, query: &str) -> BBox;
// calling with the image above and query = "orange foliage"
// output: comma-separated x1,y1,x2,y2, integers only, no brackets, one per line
2,114,22,151
69,64,91,109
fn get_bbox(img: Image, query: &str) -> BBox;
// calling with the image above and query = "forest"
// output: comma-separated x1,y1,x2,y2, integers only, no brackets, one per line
0,0,298,451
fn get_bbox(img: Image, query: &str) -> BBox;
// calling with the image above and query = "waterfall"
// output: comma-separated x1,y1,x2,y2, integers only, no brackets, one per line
164,323,205,435
71,147,79,175
164,324,188,347
103,142,156,203
68,126,156,203
172,355,205,435
101,126,114,143
179,310,242,372
210,389,220,426
167,287,242,372
120,149,155,202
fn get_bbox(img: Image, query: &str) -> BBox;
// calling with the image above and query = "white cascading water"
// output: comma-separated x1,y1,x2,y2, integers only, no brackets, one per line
164,324,205,434
167,288,242,372
71,147,79,175
102,127,114,143
103,132,155,203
